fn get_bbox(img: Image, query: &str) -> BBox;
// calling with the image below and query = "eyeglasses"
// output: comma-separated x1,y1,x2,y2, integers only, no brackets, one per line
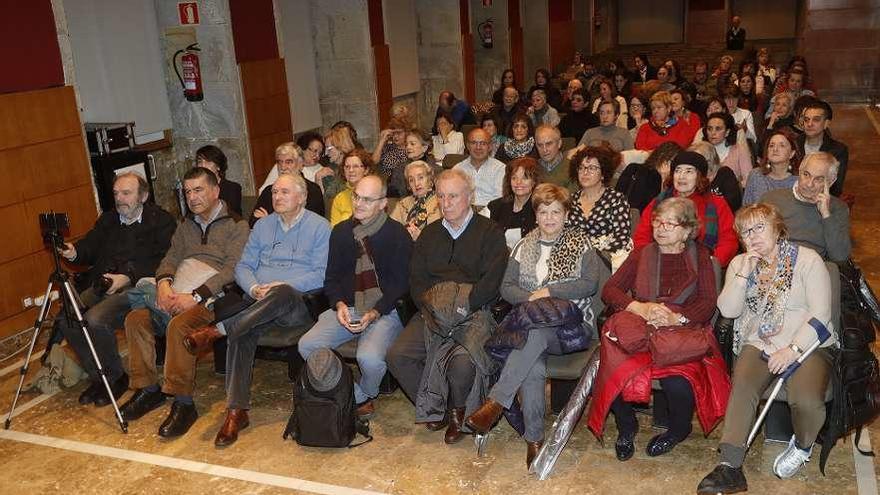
578,165,601,174
468,140,489,147
651,219,682,231
352,192,385,204
740,223,766,239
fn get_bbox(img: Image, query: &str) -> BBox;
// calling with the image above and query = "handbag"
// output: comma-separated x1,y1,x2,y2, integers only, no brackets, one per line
648,324,712,367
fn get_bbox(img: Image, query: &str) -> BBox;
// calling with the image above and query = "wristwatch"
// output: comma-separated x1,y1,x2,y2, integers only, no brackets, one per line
191,291,203,304
677,314,690,325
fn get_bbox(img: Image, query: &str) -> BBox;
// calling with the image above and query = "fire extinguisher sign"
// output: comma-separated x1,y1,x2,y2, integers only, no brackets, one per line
178,2,200,26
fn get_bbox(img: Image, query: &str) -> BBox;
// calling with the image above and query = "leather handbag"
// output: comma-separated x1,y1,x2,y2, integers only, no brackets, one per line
648,325,712,367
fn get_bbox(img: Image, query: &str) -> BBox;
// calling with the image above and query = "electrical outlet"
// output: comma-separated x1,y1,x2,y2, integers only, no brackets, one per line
21,297,33,308
33,295,45,306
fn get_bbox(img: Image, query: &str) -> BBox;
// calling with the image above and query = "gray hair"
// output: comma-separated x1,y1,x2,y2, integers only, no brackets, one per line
436,168,475,203
535,124,561,140
404,160,434,181
653,197,700,241
688,141,721,177
802,151,840,184
274,172,308,195
275,142,303,159
114,171,149,197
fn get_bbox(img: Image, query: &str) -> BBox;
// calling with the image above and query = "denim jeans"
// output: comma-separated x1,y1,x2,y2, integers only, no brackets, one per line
299,308,403,404
57,288,130,382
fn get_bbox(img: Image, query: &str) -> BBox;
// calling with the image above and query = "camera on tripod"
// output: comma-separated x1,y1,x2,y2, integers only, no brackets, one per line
39,212,70,251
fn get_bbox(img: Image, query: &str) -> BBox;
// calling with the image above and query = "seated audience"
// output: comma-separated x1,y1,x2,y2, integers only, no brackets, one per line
250,143,325,227
480,113,506,156
467,183,602,467
692,61,712,113
711,55,736,91
614,69,633,99
488,157,541,249
671,89,701,131
697,202,835,493
766,68,815,118
559,89,599,142
743,129,801,206
591,78,628,128
689,141,742,213
390,160,442,240
635,91,696,151
372,116,412,196
797,100,849,196
560,77,583,113
627,95,650,141
119,167,249,438
496,86,525,135
566,145,634,270
299,175,411,421
433,90,475,132
386,169,508,445
495,113,538,163
432,111,466,162
736,73,764,115
188,173,330,447
196,145,242,216
297,132,333,188
588,197,729,461
535,125,574,190
616,141,681,212
757,47,778,86
580,100,635,152
528,68,563,110
722,85,757,144
528,89,561,128
321,126,359,206
455,128,507,208
703,112,753,187
764,91,796,136
330,149,375,227
392,129,440,198
633,53,657,83
634,152,738,266
58,172,175,408
492,69,519,107
762,152,850,262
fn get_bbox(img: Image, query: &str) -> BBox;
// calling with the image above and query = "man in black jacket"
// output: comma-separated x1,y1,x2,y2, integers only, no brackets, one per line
797,100,849,197
726,15,746,50
298,175,412,421
249,142,324,226
58,172,176,407
386,168,508,445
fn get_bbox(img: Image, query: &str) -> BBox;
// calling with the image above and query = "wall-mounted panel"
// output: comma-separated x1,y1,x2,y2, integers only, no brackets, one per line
0,0,63,94
383,0,421,96
276,0,322,133
618,0,684,45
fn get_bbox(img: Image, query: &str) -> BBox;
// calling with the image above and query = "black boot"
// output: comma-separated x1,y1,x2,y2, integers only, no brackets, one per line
119,387,166,421
93,373,129,407
696,464,748,494
615,432,635,461
158,401,198,438
78,381,103,405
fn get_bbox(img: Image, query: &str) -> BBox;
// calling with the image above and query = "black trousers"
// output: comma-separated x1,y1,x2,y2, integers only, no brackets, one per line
610,375,695,440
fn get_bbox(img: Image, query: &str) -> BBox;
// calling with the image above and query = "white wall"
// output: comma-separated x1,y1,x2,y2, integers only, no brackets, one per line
275,0,323,132
384,0,421,96
618,0,684,45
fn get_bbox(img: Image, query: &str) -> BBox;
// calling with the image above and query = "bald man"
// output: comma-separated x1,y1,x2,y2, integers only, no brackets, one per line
453,128,507,208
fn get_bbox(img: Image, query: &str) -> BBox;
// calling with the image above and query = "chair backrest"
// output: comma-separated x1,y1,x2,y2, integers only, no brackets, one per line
460,124,478,137
442,153,467,169
561,137,577,153
826,261,841,333
629,207,640,238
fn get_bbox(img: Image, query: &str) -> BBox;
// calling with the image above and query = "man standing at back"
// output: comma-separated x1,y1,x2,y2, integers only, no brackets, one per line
119,167,249,439
454,128,507,209
726,15,746,50
298,175,412,420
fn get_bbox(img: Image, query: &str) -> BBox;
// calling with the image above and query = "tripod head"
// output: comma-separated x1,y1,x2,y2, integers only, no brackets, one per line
39,212,69,252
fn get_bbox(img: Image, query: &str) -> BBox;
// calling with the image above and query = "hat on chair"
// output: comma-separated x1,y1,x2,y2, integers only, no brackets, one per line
306,348,343,392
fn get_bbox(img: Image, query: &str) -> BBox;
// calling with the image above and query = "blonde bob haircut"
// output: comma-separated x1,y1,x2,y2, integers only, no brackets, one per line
734,202,788,241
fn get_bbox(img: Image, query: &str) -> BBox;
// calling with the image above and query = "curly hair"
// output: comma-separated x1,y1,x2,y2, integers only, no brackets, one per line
569,144,620,187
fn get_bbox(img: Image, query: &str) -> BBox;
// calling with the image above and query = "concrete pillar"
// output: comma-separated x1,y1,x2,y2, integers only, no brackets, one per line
310,0,379,148
522,0,549,84
415,0,465,130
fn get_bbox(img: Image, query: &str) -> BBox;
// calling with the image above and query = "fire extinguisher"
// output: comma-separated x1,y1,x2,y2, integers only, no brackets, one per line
173,43,204,102
478,19,494,49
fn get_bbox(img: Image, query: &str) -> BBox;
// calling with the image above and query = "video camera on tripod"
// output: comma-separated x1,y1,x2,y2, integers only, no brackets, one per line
39,212,70,251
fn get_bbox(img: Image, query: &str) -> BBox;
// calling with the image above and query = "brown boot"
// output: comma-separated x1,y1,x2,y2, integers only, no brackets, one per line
214,408,249,447
465,398,504,435
526,440,543,468
356,400,375,420
183,325,223,356
444,407,466,444
424,411,448,431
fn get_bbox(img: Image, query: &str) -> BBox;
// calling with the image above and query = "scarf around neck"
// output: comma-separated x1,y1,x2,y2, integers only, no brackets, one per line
634,241,699,304
502,136,535,159
352,211,388,314
406,190,435,230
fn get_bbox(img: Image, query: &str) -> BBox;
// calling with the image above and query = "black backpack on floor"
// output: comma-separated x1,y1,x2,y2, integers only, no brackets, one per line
282,352,372,448
819,260,880,474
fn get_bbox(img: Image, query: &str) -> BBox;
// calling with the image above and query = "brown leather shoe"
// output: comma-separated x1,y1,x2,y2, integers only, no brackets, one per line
526,440,543,468
183,325,223,356
214,408,249,447
424,411,448,431
465,398,504,435
444,407,466,444
356,400,375,420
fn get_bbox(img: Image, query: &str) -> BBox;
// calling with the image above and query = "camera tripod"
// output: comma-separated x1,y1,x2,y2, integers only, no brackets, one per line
4,244,128,433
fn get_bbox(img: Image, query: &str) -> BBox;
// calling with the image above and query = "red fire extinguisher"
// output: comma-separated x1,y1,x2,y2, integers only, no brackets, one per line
173,43,204,102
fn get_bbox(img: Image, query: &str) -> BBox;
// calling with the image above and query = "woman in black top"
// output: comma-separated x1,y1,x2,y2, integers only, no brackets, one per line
616,141,682,213
558,89,598,142
195,145,242,216
527,68,562,111
492,69,520,106
488,157,541,249
495,113,539,163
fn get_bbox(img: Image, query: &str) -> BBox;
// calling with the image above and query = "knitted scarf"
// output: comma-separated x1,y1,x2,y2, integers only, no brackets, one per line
655,189,719,251
352,212,387,314
405,190,435,230
633,241,699,304
502,136,535,159
733,238,798,352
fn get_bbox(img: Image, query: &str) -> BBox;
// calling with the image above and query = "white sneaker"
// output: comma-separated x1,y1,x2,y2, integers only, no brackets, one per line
773,435,812,479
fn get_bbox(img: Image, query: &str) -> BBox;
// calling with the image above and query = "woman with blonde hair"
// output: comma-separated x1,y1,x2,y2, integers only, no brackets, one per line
390,160,441,240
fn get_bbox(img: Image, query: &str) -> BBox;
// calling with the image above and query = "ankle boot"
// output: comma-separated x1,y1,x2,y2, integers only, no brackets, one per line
465,398,503,434
444,407,466,444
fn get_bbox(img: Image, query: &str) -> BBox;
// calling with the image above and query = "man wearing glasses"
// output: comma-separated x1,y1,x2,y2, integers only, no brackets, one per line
180,173,330,446
762,151,850,263
299,175,412,420
454,128,507,209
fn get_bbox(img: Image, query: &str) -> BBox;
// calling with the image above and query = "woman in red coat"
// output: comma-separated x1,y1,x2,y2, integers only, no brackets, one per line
633,151,738,267
635,90,696,151
587,197,730,461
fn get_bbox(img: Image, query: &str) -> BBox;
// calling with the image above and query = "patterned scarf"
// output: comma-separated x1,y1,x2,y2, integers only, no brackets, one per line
655,190,719,251
734,238,798,351
502,136,535,159
405,190,434,230
352,212,388,314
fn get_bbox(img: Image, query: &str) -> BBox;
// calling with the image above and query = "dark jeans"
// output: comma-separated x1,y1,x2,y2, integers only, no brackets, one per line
223,285,311,409
610,375,695,440
56,288,130,382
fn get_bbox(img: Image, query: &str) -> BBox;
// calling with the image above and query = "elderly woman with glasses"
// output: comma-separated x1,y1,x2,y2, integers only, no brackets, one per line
390,160,442,241
329,149,377,227
697,202,835,493
588,197,730,462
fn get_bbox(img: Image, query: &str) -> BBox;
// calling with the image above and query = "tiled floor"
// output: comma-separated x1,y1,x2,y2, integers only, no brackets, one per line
0,106,876,494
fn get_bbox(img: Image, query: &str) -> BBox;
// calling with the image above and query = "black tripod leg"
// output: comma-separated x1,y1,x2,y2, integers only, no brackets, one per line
60,279,128,433
5,281,55,430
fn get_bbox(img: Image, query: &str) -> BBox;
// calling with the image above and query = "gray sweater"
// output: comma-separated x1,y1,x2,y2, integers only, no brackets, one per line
761,188,851,262
578,125,635,152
